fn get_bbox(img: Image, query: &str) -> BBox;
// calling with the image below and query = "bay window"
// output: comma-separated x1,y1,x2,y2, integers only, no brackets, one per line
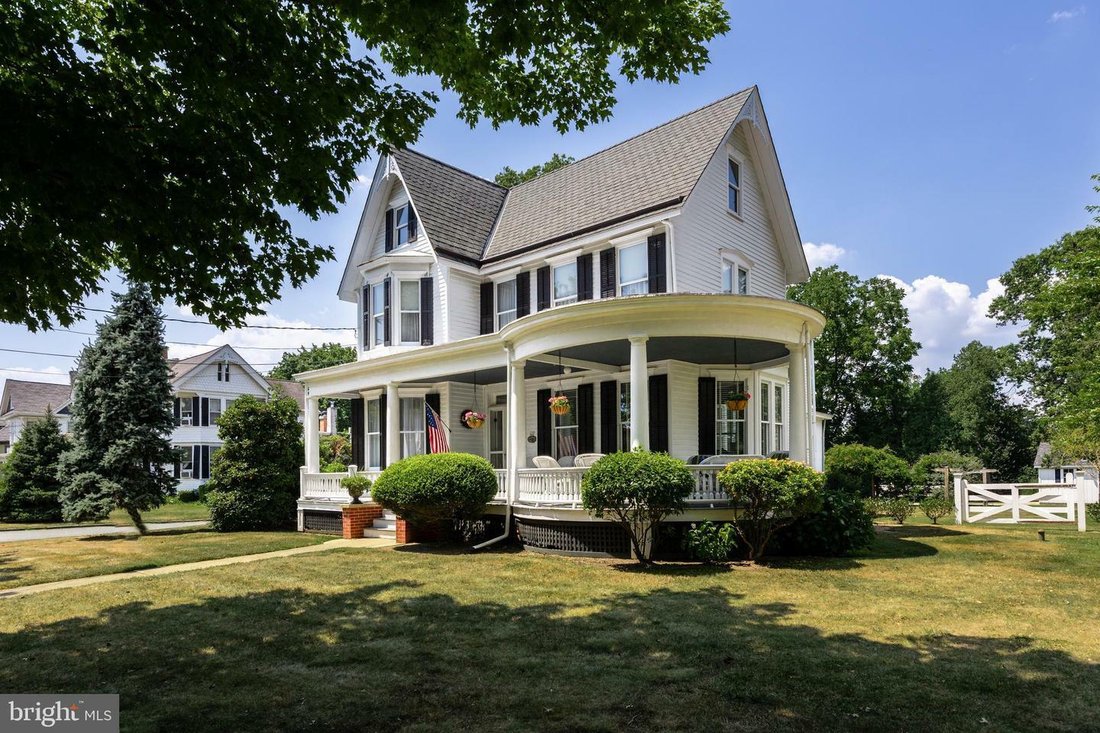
372,284,386,346
399,280,420,344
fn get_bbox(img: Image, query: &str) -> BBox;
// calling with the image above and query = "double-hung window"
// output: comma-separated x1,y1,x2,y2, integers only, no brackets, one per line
399,280,420,344
716,380,747,455
618,243,649,296
392,205,410,247
180,399,193,427
727,158,741,215
497,280,518,329
179,447,194,479
759,381,785,456
209,398,222,426
722,256,750,295
553,262,578,306
366,399,381,468
372,284,386,346
400,397,425,458
217,361,231,382
552,388,579,460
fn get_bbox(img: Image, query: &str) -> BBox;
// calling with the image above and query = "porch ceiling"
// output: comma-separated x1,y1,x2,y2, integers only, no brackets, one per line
558,336,787,367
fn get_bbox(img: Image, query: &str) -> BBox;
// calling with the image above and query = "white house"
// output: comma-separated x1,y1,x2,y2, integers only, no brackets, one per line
295,86,828,552
1034,442,1099,503
0,345,307,491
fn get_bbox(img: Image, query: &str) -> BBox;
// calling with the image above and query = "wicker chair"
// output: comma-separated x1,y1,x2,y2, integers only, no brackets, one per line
573,453,605,468
532,455,561,469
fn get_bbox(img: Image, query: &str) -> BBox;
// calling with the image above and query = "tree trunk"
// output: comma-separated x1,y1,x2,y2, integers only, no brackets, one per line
126,506,147,535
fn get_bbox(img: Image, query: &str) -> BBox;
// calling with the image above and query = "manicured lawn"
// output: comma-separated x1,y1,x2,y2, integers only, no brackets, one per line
0,501,211,531
1,523,1098,731
0,530,327,590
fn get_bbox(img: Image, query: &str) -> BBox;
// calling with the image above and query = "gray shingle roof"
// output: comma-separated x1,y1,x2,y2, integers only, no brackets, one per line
267,379,305,411
393,149,507,263
0,379,72,418
167,346,223,381
482,87,754,262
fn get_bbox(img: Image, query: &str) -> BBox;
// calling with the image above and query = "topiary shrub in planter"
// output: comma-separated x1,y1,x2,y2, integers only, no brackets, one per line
719,459,824,562
773,485,876,557
920,496,954,524
884,497,914,525
370,453,497,534
581,450,694,565
341,474,371,505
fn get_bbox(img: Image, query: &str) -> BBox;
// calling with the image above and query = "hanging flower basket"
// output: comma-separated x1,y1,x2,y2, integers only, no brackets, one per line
725,392,750,412
548,394,571,416
461,409,486,430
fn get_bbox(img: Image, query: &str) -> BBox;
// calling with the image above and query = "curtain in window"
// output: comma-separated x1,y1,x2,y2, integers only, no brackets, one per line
400,281,420,343
400,397,425,457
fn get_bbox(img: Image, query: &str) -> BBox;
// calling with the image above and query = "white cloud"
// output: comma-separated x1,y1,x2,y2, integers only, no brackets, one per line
874,274,1017,373
802,242,847,269
1049,6,1086,22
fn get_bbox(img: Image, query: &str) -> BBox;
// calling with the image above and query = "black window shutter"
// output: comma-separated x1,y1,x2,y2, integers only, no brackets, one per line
173,398,181,426
536,267,551,311
383,277,392,346
384,208,394,252
698,377,716,456
425,393,441,453
200,397,209,427
191,396,200,424
192,445,200,477
201,445,211,479
648,233,667,294
362,285,371,351
407,206,418,240
599,248,616,298
536,388,551,456
648,374,669,453
173,452,180,479
599,381,618,452
378,394,387,467
479,282,495,334
515,271,531,318
577,383,595,454
350,398,365,468
420,277,434,345
577,253,594,301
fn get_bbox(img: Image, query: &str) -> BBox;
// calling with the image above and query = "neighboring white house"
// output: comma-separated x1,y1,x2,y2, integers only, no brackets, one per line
1034,441,1099,503
295,85,829,552
0,345,307,491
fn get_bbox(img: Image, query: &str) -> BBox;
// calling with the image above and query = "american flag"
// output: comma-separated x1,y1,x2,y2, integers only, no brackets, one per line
426,403,449,454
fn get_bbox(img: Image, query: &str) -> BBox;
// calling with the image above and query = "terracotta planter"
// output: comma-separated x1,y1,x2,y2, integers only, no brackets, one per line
725,398,748,411
550,403,571,416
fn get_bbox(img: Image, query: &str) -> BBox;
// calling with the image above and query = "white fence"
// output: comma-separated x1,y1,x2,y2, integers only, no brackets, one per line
954,477,1086,531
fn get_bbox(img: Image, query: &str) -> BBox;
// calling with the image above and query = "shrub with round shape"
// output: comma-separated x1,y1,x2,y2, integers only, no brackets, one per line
581,451,694,564
884,497,914,525
719,459,824,562
825,443,912,498
773,485,876,557
370,453,497,529
919,496,954,524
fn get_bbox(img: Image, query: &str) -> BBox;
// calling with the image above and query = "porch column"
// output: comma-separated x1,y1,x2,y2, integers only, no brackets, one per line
304,395,320,472
386,382,400,466
508,357,526,499
788,343,809,464
629,335,650,450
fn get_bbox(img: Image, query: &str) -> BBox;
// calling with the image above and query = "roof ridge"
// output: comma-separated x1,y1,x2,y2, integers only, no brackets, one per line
506,86,756,192
2,378,71,388
396,148,507,191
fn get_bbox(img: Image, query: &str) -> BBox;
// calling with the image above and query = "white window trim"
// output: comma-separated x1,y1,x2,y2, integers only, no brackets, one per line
726,152,743,218
397,279,421,345
616,240,649,296
720,249,753,296
496,279,518,330
399,396,426,458
552,261,579,307
179,399,194,427
365,398,382,469
391,204,411,249
179,446,195,479
370,279,387,347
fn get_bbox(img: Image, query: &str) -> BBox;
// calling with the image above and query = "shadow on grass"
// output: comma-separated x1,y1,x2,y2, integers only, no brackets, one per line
0,551,33,586
1,579,1096,731
78,528,210,543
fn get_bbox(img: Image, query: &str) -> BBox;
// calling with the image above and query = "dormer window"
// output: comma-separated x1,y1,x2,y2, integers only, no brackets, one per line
727,158,741,215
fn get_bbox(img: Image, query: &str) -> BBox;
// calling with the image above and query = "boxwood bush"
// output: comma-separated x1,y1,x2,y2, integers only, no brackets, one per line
370,453,497,528
581,451,694,564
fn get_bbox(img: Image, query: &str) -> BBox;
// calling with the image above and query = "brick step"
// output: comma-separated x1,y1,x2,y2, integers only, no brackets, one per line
363,528,396,539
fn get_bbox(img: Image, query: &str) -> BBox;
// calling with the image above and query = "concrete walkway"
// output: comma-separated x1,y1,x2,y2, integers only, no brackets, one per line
0,521,211,544
0,537,395,599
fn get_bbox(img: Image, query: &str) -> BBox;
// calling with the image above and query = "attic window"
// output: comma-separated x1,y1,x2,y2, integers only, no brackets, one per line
393,205,410,247
217,361,231,382
727,158,741,215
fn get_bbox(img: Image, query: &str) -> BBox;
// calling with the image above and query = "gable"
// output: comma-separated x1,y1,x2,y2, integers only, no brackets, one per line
172,345,271,396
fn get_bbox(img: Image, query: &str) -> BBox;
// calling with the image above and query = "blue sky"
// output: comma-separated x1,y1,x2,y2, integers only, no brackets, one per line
2,1,1098,394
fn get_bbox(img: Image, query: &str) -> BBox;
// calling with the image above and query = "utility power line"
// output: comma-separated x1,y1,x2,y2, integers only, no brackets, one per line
75,306,354,331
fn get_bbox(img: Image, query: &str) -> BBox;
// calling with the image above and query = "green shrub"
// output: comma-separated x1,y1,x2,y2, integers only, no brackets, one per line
884,497,914,524
1087,503,1100,525
685,521,737,564
920,496,954,524
371,453,496,530
176,489,201,503
321,461,347,473
341,474,372,505
320,432,352,467
719,459,824,561
774,486,876,557
825,444,912,498
911,451,982,495
863,497,888,518
206,393,302,531
581,451,694,564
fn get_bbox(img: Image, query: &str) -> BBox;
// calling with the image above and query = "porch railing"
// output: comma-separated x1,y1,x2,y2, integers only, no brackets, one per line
299,468,381,503
493,469,508,502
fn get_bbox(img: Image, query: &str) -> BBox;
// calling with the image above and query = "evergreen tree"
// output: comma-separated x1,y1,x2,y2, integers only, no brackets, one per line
901,371,956,459
205,390,303,531
60,284,177,532
0,410,68,522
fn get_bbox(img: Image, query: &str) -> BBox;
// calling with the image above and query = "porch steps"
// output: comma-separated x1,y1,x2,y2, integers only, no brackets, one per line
362,510,397,540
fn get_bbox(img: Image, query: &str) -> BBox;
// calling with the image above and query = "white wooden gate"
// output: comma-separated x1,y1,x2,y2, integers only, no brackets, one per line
954,478,1087,531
